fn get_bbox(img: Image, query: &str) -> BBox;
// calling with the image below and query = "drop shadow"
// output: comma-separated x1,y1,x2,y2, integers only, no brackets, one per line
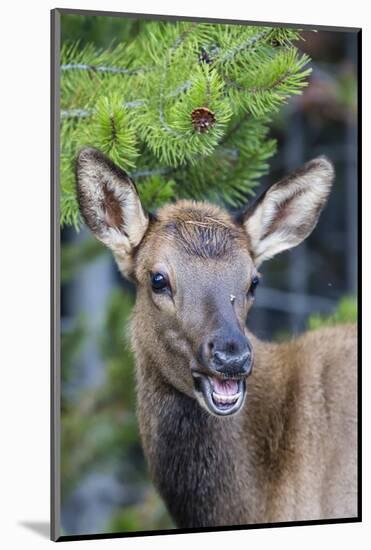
19,521,50,539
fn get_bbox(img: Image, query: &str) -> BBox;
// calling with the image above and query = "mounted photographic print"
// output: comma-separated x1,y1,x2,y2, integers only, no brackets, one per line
51,8,361,542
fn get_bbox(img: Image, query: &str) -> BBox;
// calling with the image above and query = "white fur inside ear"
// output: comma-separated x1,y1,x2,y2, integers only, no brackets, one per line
101,174,148,252
77,148,149,255
244,157,334,266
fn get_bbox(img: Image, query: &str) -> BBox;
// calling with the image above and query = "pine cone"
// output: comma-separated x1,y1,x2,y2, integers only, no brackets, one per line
191,107,216,133
198,47,212,64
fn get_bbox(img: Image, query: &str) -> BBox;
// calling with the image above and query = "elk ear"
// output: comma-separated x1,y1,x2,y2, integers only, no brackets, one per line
240,157,334,266
76,147,149,277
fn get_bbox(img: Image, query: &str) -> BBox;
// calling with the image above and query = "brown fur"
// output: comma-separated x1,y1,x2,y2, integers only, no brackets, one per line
76,148,357,528
132,324,357,526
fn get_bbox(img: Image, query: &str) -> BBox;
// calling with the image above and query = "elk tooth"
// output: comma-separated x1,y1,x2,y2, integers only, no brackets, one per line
212,391,239,404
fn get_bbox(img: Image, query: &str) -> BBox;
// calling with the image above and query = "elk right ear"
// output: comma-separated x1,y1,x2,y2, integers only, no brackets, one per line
238,157,334,266
76,147,149,277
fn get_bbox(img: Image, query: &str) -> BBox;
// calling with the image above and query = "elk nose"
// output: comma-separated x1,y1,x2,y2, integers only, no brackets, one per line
203,335,253,376
212,348,251,372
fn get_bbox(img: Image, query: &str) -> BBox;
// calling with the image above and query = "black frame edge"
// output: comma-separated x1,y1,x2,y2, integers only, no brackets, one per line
57,517,361,542
356,28,362,523
51,7,61,543
55,7,361,33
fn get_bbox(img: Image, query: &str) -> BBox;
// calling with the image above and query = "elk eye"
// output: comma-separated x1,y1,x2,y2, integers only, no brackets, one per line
249,275,260,295
150,272,170,294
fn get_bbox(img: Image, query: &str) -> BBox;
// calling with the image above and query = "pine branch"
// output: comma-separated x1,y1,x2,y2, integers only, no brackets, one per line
61,63,148,75
59,20,313,227
219,112,251,146
157,23,198,137
61,108,93,119
132,167,173,178
218,30,269,63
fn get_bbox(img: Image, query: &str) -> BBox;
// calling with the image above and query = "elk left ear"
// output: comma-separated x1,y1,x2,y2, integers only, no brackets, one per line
239,157,334,266
76,147,149,278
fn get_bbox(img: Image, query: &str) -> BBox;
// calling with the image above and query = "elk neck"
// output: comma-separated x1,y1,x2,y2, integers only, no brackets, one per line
132,311,297,527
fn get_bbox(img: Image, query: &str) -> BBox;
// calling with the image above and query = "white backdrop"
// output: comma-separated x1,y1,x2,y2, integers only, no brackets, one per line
0,0,368,548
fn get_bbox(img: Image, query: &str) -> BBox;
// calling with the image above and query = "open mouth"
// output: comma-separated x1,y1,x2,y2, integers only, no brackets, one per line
192,372,246,416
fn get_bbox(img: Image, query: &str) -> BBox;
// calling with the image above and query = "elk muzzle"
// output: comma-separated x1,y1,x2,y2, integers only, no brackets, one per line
192,329,253,417
203,330,253,376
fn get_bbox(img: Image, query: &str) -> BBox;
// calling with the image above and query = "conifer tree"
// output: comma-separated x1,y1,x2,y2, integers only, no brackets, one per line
60,20,311,229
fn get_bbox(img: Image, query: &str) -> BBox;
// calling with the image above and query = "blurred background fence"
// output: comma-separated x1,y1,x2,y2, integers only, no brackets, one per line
60,15,358,536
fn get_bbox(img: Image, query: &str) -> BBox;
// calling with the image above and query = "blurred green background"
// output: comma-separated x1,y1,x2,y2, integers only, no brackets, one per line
60,13,358,536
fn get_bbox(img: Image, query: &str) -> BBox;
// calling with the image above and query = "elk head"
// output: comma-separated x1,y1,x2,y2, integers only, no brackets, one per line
76,147,334,417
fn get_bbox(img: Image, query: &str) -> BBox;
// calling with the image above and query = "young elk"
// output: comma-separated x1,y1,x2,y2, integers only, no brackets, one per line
76,148,357,528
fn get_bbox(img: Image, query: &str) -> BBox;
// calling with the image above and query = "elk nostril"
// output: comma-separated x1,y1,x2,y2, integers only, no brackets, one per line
212,350,224,366
241,349,251,361
208,341,214,351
